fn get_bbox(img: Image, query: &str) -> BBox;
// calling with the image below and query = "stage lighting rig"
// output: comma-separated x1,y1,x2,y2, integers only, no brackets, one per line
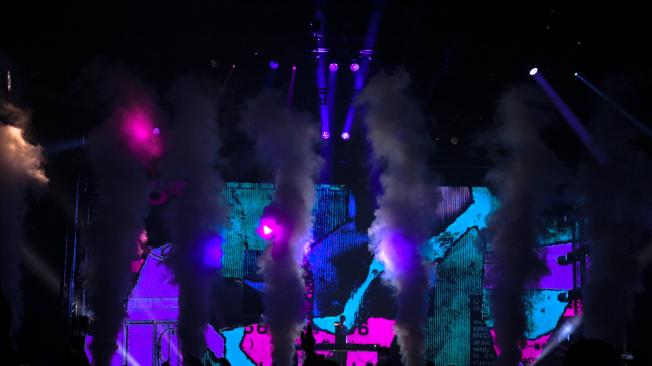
312,47,329,60
557,246,589,265
308,19,324,40
359,49,374,61
317,87,327,105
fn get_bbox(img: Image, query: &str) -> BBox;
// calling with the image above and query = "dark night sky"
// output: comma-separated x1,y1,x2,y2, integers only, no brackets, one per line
2,1,652,364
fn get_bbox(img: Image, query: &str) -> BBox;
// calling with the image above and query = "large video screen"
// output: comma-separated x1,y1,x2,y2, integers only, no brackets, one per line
86,183,577,366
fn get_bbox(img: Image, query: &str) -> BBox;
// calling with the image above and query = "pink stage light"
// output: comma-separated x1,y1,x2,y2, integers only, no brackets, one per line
121,106,163,161
126,111,151,141
329,63,339,72
257,216,283,241
341,132,350,140
263,225,273,236
321,131,330,140
350,63,360,72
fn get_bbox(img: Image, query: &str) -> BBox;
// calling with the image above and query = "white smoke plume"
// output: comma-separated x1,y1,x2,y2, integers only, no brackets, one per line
86,81,152,366
160,76,227,361
580,90,652,348
485,86,560,366
241,89,321,366
359,70,441,366
0,103,48,333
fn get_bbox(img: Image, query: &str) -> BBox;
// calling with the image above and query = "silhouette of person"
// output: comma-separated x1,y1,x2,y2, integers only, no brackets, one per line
301,323,337,366
333,315,348,365
301,323,317,357
334,315,347,346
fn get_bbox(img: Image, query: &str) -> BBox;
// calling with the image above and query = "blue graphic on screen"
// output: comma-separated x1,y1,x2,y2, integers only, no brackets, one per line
95,184,577,366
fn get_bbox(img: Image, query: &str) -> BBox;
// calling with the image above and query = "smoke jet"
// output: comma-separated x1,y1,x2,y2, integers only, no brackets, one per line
161,76,227,361
241,89,321,366
0,103,48,333
580,88,652,348
485,86,560,366
359,70,440,366
86,84,153,366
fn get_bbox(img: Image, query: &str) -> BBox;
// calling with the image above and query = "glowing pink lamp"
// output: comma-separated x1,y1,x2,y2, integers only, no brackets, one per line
121,106,163,161
257,216,282,241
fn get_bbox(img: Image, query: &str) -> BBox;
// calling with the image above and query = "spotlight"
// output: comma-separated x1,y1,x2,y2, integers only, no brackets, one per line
529,67,539,76
269,60,279,70
152,127,160,135
292,65,297,71
350,63,360,72
257,216,284,242
262,225,273,236
257,217,279,240
341,132,350,140
329,63,339,72
573,72,579,77
321,131,330,140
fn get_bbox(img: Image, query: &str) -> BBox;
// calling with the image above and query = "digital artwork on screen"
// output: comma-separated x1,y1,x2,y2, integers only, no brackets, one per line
85,183,579,366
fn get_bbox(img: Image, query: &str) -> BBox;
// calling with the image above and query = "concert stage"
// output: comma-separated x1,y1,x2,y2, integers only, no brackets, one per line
83,183,579,366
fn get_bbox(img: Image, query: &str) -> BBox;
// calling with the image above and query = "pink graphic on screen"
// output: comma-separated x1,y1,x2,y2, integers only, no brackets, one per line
241,325,273,366
489,328,552,361
239,324,334,365
345,318,396,366
239,318,395,366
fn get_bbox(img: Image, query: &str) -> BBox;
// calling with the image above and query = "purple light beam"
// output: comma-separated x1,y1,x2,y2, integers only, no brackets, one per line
316,58,330,140
328,62,338,131
531,70,608,165
575,72,652,139
340,2,386,139
313,2,330,141
287,65,297,108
